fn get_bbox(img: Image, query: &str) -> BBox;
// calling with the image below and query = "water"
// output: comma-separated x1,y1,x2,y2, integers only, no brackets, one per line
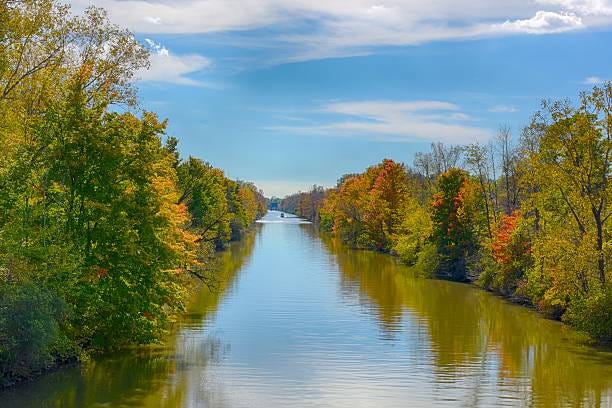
3,210,611,407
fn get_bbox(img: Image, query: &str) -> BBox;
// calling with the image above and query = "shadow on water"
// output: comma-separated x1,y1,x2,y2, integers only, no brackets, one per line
319,233,612,407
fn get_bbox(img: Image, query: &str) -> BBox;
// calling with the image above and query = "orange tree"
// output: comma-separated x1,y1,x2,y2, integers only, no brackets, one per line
489,211,533,294
362,159,411,251
319,159,411,251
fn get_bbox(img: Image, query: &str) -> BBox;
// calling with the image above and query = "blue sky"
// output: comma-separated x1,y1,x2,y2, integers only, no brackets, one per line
70,0,612,197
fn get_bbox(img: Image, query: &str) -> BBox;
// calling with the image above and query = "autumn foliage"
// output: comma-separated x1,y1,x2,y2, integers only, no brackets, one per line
0,2,266,385
491,212,520,264
429,169,480,281
319,159,410,251
317,87,612,342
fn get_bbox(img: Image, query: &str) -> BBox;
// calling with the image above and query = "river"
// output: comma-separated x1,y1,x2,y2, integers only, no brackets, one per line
3,210,612,407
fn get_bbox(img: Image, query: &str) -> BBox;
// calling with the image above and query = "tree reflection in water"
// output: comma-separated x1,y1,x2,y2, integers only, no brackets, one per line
2,233,257,408
321,233,612,407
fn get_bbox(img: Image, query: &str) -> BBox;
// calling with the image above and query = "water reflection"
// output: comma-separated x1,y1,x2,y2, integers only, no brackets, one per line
2,212,611,408
322,234,612,407
2,232,256,408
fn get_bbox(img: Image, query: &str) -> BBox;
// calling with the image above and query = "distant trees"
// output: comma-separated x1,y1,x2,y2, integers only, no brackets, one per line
177,157,232,249
316,85,611,342
0,1,265,385
279,185,326,222
318,160,411,251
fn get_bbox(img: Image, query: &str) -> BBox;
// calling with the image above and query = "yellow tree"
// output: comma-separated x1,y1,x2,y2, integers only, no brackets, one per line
363,159,411,251
530,84,611,288
521,84,612,340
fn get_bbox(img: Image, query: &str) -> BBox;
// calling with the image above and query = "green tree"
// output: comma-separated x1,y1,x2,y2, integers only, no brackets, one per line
430,169,480,281
177,157,231,249
530,86,611,287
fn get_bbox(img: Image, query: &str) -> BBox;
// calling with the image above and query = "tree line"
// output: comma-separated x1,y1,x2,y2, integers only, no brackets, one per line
287,87,611,343
0,1,266,386
279,185,326,222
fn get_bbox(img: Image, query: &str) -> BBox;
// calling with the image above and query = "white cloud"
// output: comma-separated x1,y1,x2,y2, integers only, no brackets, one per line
324,100,461,115
266,100,492,144
538,0,612,16
488,105,518,113
494,11,583,33
583,75,604,84
136,39,211,86
143,16,162,25
68,0,612,63
69,0,283,33
450,112,472,120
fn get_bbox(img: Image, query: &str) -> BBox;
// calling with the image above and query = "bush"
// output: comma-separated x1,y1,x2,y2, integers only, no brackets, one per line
488,212,532,294
0,282,66,385
413,242,440,278
563,289,612,343
393,199,432,265
471,250,498,288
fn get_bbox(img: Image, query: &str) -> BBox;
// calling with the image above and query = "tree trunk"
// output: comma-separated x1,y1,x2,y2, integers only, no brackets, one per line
594,209,606,286
478,174,492,240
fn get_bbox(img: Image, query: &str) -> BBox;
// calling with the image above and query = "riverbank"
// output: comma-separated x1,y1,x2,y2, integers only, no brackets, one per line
325,235,612,349
308,149,611,343
0,225,261,390
1,2,271,388
3,211,611,407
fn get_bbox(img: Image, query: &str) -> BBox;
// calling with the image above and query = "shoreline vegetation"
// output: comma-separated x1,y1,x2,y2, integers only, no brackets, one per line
280,87,612,346
0,1,266,387
1,0,610,393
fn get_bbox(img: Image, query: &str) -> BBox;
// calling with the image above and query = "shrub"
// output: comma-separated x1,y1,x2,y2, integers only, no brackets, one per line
413,242,440,278
488,212,533,295
563,289,612,343
0,282,66,385
393,200,432,265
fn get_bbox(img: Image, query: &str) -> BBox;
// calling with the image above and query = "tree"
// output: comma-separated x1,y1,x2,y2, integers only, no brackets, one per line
363,159,411,251
0,0,267,383
496,125,519,214
465,143,496,241
330,173,370,247
430,169,480,281
177,157,231,249
280,185,326,222
529,84,611,287
488,211,532,294
393,197,433,265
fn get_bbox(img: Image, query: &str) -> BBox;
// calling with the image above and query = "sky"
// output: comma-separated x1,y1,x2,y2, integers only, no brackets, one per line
68,0,612,197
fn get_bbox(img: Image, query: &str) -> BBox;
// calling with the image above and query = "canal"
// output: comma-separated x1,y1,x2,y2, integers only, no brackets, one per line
3,210,612,407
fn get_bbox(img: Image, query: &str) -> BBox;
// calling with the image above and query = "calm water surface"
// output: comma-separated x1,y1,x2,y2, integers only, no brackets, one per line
3,210,612,407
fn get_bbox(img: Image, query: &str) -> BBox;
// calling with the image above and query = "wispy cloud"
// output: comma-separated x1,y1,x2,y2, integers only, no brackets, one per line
488,105,518,113
582,75,606,84
68,0,612,63
538,0,612,16
136,39,211,86
266,100,492,144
